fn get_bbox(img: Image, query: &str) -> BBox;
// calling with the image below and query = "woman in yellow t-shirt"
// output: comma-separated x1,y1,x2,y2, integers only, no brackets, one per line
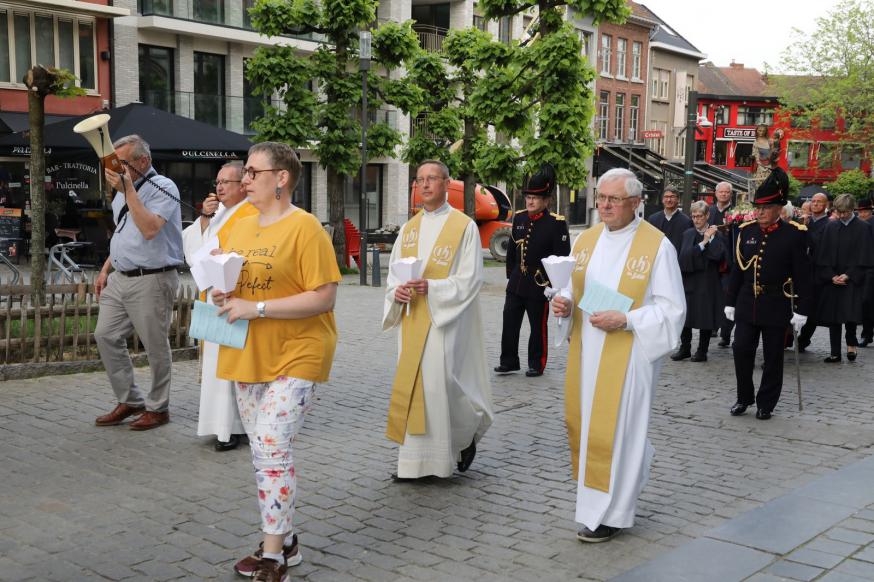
212,141,341,582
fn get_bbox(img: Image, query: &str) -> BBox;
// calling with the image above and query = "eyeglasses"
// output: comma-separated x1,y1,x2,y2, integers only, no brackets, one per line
242,167,282,180
596,194,632,205
415,175,445,185
212,179,241,187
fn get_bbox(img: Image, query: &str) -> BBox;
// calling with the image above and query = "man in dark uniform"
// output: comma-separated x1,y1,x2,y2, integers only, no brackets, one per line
647,186,692,252
858,196,874,347
495,164,570,378
725,167,811,420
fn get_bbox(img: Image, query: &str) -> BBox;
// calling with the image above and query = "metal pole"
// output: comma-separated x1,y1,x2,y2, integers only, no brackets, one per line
787,278,803,411
682,90,699,214
359,66,369,285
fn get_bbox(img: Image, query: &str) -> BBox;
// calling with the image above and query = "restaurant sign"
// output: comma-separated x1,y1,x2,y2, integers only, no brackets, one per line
181,150,241,159
722,128,757,139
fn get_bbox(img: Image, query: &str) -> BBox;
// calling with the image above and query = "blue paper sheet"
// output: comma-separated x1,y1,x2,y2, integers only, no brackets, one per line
189,300,249,349
578,279,634,315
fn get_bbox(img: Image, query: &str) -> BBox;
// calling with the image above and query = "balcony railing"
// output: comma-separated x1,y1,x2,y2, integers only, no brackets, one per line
138,0,324,42
141,90,282,134
410,113,439,140
412,24,447,53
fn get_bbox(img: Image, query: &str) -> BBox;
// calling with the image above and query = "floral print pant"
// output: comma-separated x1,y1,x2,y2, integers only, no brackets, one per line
236,376,315,535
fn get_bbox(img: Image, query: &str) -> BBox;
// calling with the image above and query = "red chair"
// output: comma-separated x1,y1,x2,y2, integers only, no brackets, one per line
343,218,361,268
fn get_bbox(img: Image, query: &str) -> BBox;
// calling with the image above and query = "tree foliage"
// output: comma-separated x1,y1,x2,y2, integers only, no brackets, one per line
246,0,422,263
825,169,874,200
773,0,874,148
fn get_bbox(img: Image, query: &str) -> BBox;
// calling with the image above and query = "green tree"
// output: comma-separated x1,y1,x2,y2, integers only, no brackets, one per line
773,0,874,148
245,0,422,265
24,66,84,303
825,169,874,200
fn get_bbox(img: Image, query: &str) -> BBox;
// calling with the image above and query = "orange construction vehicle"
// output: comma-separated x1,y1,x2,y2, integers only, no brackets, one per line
410,179,513,261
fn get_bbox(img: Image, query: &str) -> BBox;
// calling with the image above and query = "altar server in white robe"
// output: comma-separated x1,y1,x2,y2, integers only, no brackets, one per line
182,161,257,451
383,159,494,480
553,168,685,542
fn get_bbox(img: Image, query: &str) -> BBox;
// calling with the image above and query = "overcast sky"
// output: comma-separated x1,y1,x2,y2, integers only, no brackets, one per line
639,0,842,72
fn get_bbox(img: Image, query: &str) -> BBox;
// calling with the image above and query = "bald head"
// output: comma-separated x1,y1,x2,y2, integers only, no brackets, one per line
810,193,829,218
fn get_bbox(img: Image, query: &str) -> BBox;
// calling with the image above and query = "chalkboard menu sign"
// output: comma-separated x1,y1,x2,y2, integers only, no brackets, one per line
0,207,23,259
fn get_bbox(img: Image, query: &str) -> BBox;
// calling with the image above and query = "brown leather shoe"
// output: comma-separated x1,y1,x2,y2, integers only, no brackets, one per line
95,403,145,426
129,411,169,431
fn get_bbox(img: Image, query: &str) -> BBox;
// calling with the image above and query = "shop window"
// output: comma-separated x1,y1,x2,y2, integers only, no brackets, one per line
194,51,226,128
615,38,627,78
139,44,175,113
598,91,609,140
577,29,592,59
787,141,811,169
840,144,863,169
0,8,97,90
614,93,624,141
714,141,728,165
631,41,641,79
473,14,486,32
817,142,836,169
734,142,754,167
649,121,667,156
652,68,670,100
736,106,773,126
715,106,729,125
600,34,611,75
499,16,511,45
675,132,686,160
347,164,384,230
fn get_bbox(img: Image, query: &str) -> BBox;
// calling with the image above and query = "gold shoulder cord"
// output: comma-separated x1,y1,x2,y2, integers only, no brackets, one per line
735,227,761,297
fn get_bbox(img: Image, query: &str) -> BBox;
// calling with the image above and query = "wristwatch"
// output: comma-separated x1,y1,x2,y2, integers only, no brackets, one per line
256,301,266,318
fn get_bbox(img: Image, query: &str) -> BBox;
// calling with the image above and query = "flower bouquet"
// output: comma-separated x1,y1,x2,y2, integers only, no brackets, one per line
717,202,756,232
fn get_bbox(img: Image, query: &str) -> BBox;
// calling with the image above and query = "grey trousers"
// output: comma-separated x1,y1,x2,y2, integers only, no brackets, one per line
94,270,178,412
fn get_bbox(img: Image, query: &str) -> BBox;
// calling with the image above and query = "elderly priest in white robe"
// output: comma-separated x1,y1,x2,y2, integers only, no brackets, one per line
552,168,685,542
383,159,494,481
182,161,257,451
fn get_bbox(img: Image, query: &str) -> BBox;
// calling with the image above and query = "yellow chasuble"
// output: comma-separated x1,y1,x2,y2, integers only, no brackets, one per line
564,220,664,491
385,209,472,443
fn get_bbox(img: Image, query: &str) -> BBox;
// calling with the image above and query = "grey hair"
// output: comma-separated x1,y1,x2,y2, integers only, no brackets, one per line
248,141,302,191
715,181,732,192
221,161,244,180
417,159,450,180
113,134,151,161
690,200,710,215
833,193,856,213
596,168,642,199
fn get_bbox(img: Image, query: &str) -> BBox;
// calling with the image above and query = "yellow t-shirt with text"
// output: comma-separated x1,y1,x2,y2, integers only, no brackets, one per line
216,210,341,383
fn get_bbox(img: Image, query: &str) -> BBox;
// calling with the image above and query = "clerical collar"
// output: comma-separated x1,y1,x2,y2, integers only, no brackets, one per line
664,208,678,219
841,215,855,226
424,200,451,216
528,211,544,220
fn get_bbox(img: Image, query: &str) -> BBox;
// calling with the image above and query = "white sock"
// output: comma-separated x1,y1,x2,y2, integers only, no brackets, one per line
262,551,284,562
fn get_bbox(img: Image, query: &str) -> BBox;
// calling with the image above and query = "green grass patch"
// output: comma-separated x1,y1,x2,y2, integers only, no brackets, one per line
7,316,97,338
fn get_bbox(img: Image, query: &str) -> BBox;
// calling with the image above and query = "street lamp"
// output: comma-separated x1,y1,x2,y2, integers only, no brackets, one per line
358,30,371,286
681,90,711,212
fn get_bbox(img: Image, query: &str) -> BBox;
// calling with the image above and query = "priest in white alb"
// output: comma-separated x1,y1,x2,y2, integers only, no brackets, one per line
552,168,685,542
182,161,257,451
383,159,493,481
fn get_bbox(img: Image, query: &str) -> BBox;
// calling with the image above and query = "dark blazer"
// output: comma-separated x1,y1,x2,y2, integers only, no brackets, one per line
647,210,693,252
813,217,874,325
726,220,812,327
678,227,726,330
506,210,571,299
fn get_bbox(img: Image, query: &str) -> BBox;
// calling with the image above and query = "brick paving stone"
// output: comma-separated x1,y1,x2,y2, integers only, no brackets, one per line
786,547,846,569
766,559,824,581
3,269,874,581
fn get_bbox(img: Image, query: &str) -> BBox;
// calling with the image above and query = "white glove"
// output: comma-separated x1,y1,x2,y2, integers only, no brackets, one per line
790,313,807,333
544,286,559,300
724,306,735,322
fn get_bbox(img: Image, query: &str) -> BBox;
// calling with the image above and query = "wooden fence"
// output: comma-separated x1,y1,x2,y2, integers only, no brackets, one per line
0,283,197,380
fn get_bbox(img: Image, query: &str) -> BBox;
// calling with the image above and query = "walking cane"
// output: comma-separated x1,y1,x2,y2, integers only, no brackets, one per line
784,278,803,411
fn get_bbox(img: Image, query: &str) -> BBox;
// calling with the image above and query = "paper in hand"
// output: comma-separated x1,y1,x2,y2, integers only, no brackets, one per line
190,236,220,291
189,300,249,349
194,251,245,293
541,255,575,291
390,257,423,317
578,279,633,315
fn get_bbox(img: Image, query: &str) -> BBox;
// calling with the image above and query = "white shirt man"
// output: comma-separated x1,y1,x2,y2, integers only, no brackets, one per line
182,162,256,451
553,168,685,542
383,160,493,480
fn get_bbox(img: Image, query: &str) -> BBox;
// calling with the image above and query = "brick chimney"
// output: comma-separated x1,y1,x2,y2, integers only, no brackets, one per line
730,61,744,69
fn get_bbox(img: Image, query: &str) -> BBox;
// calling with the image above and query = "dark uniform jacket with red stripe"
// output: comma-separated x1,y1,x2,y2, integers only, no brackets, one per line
726,219,813,327
506,210,571,299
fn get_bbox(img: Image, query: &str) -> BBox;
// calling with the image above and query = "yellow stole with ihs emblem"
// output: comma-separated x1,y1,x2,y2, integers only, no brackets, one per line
385,208,472,443
564,220,663,491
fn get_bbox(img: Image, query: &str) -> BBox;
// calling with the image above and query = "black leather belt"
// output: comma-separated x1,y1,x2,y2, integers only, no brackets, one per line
118,266,177,277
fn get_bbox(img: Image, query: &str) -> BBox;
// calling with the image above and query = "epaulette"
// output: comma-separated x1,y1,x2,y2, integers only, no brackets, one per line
738,220,757,228
789,220,808,231
550,212,566,221
515,209,526,214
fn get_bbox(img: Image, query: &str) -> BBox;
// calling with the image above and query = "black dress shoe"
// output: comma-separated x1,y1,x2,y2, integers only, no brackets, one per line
797,339,810,353
214,434,242,452
690,351,707,362
576,525,622,543
824,355,841,363
718,339,730,348
525,368,543,377
755,409,772,420
847,350,857,361
494,364,520,374
730,402,749,416
670,347,691,361
457,439,476,472
390,473,421,483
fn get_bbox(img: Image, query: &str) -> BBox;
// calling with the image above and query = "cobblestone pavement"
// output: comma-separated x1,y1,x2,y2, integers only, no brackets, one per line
2,265,873,581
